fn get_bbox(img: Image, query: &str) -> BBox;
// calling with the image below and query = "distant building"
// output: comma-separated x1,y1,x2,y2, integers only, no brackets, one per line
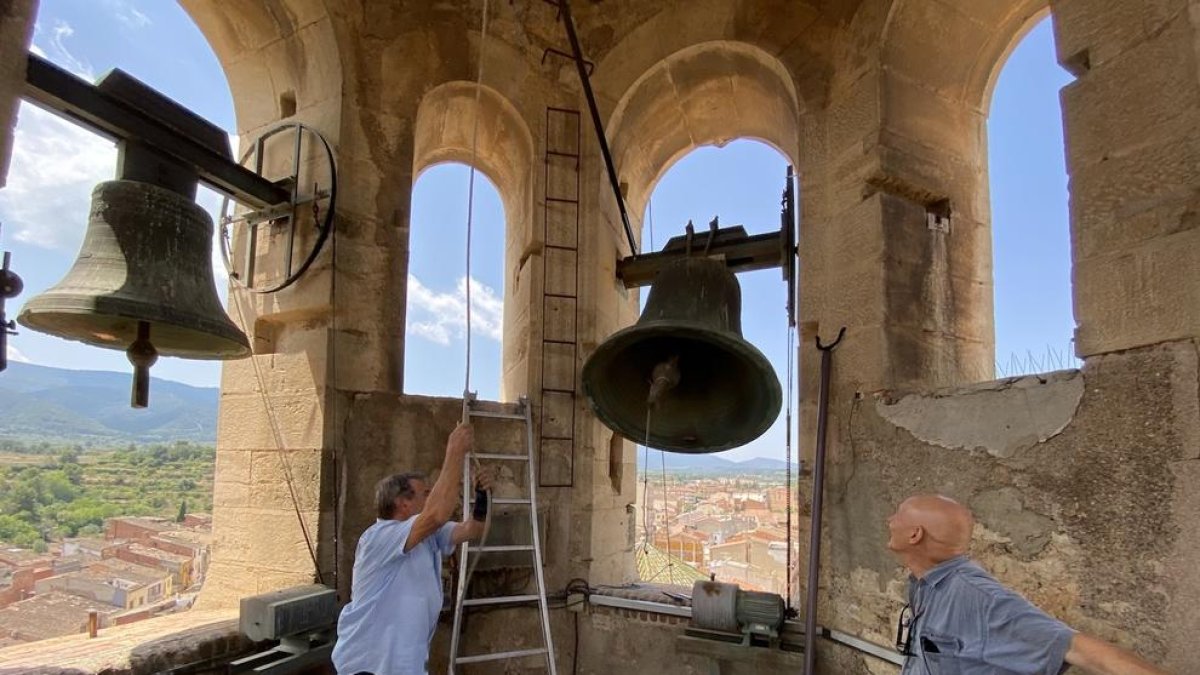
61,537,127,560
651,529,707,566
707,529,789,595
0,548,53,570
0,565,37,610
707,559,780,593
115,544,193,589
105,517,174,542
34,560,172,610
690,516,757,544
181,514,212,529
150,530,211,582
0,591,119,643
765,486,790,512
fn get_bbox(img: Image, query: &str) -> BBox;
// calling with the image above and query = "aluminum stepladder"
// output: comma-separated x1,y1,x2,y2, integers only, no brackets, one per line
449,394,558,674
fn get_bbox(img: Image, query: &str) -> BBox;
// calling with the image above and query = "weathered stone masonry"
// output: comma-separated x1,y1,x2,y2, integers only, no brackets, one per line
1,1,1198,673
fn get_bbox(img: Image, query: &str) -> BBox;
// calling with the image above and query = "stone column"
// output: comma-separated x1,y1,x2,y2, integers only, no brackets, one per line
1052,2,1200,670
194,7,349,607
0,0,37,189
1053,0,1200,357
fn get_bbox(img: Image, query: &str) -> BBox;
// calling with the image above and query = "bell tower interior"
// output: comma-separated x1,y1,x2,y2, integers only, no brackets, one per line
1,1,1199,673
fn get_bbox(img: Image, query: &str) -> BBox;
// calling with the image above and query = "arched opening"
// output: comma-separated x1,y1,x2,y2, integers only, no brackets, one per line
0,0,236,637
632,140,797,595
603,39,802,593
403,163,506,401
408,82,535,404
987,15,1078,376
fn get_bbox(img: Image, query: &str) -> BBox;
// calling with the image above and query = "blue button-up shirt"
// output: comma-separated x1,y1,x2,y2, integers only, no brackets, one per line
332,517,457,675
901,556,1075,675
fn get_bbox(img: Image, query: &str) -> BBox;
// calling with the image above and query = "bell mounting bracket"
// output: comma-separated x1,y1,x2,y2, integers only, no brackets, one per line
20,53,336,295
615,166,800,326
218,122,338,294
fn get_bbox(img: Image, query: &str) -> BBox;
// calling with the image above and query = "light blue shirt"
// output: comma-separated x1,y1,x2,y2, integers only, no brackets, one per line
902,555,1075,675
332,517,457,675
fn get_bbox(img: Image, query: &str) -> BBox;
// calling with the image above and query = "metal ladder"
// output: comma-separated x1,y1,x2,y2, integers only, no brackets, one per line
449,395,558,674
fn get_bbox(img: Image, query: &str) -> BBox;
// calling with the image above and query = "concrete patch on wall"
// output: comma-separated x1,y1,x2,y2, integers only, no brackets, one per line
875,370,1084,458
969,487,1057,558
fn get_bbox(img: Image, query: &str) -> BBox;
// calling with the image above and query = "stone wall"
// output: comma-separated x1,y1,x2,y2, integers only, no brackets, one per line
806,341,1200,673
2,0,1197,673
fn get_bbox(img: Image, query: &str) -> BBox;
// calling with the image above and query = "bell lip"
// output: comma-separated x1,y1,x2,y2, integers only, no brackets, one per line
582,320,783,454
16,304,251,360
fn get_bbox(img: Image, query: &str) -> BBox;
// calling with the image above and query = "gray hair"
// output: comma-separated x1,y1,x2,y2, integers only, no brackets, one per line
375,472,427,519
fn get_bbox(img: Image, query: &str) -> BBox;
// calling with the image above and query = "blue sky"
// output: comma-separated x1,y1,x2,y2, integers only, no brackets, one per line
0,2,1075,460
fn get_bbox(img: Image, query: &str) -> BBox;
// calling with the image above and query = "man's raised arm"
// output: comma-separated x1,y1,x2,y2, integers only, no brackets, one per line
405,423,473,552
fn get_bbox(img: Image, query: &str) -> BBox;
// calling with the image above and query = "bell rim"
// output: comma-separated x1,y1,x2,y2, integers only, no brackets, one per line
582,320,783,453
17,302,251,359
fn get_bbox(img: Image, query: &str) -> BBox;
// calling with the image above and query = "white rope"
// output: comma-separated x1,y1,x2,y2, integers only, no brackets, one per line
228,287,322,582
463,0,491,407
459,0,493,599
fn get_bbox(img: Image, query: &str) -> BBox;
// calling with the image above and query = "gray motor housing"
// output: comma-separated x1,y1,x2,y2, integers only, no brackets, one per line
690,580,785,642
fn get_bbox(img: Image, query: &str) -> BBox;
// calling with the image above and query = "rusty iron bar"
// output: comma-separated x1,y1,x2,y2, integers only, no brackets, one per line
804,327,845,675
555,0,638,256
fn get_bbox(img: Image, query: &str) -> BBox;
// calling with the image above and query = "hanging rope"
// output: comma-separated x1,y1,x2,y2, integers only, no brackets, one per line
462,0,491,405
229,287,323,583
659,448,675,584
784,167,798,612
640,199,655,555
459,0,493,599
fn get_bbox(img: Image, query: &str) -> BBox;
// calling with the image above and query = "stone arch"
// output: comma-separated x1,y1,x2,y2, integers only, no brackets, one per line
606,40,803,228
879,0,1050,113
411,81,535,400
412,81,535,230
178,1,345,135
862,0,1059,386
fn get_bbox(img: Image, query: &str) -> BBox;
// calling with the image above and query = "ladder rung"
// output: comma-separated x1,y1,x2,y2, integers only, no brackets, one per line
470,544,535,552
462,594,541,607
469,410,526,420
472,452,529,461
456,647,548,664
471,497,532,505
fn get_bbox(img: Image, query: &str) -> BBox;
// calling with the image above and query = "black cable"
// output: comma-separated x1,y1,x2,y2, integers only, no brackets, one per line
573,610,580,675
557,0,637,256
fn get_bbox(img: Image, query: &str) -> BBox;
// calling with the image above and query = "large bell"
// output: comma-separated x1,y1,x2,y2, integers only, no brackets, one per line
582,257,781,453
18,180,250,376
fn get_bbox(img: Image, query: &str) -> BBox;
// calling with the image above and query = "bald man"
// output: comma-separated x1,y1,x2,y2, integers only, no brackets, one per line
886,494,1168,675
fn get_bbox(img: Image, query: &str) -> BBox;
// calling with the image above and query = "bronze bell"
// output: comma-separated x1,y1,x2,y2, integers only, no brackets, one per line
18,179,250,404
582,257,782,453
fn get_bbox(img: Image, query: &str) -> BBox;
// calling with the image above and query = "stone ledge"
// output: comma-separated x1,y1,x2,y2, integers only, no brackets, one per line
0,609,250,675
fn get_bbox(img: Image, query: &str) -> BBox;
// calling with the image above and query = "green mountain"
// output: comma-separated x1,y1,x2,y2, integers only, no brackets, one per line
0,362,217,445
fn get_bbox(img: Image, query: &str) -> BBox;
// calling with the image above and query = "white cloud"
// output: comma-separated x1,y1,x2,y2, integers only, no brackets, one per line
38,21,95,81
407,275,503,346
0,103,116,252
5,343,30,364
102,0,152,30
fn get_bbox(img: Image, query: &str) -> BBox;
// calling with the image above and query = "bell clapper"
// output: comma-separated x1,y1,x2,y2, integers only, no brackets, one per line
647,355,681,406
126,321,158,408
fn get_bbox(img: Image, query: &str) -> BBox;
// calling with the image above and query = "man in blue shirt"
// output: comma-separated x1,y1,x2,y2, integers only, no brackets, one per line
332,423,489,675
887,494,1169,675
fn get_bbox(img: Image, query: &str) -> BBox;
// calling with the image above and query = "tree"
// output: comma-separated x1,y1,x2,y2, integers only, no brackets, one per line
0,514,40,548
176,498,188,522
57,447,81,466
